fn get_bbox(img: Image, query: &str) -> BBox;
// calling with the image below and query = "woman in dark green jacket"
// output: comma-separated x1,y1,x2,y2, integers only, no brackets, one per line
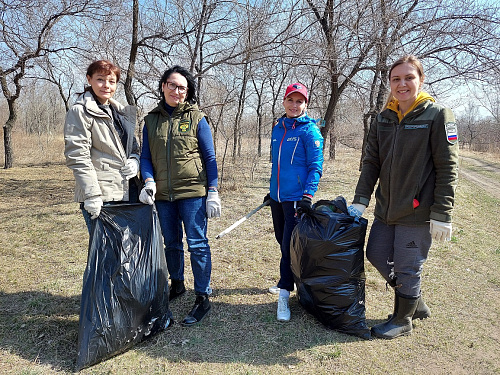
349,55,459,339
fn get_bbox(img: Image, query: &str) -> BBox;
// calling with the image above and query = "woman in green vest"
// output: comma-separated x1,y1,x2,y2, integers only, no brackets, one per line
139,66,220,327
348,55,459,339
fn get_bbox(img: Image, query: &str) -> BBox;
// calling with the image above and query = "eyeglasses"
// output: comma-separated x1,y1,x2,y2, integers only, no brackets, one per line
165,81,188,94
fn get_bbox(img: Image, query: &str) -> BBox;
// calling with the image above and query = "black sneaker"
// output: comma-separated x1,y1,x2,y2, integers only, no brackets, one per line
169,279,186,301
181,295,211,327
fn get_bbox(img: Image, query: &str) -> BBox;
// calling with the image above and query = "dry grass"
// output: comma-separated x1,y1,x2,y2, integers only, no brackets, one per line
0,132,499,374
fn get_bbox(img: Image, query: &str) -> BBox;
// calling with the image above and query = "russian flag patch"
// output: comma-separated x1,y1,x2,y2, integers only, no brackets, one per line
445,122,458,144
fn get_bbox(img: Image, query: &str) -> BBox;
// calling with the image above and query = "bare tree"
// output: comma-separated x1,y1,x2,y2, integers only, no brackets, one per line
0,0,96,168
305,0,377,159
250,73,266,157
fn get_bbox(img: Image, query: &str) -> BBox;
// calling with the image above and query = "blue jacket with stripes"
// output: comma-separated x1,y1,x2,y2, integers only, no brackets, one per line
269,114,324,202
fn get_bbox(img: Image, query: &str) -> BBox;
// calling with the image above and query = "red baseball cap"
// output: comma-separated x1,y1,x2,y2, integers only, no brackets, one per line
283,83,308,103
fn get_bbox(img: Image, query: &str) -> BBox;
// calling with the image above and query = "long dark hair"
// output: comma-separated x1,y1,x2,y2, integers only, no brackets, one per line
159,65,197,104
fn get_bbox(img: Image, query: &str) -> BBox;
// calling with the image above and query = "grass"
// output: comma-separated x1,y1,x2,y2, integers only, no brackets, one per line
0,132,499,374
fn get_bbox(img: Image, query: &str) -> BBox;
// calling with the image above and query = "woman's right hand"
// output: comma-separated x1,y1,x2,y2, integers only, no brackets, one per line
347,203,366,218
84,196,103,219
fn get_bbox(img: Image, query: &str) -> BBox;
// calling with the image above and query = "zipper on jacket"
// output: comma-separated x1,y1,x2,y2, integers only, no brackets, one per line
277,124,287,203
290,134,299,165
386,120,400,220
167,114,174,201
297,175,303,192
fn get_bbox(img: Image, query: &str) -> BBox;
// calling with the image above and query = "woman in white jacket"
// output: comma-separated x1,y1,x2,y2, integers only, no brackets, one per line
64,60,140,232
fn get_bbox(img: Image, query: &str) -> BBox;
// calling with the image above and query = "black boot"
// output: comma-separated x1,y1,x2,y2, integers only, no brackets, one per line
169,279,186,301
181,295,211,327
372,292,418,339
413,295,431,320
388,294,431,320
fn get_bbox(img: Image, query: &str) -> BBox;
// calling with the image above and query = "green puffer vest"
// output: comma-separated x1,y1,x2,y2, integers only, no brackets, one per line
144,102,207,201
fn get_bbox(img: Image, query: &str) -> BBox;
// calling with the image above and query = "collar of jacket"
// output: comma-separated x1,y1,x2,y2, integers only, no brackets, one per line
77,91,126,118
151,101,200,117
279,113,312,128
386,91,435,122
381,99,433,123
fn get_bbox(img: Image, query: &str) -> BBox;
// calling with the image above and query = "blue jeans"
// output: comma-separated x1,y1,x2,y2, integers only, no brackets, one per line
270,199,298,292
366,219,432,298
155,197,212,296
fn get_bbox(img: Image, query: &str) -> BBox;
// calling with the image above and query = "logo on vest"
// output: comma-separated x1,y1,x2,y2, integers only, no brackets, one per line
179,119,191,132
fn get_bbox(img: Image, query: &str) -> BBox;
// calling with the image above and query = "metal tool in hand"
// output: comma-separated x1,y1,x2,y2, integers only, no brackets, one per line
215,199,270,239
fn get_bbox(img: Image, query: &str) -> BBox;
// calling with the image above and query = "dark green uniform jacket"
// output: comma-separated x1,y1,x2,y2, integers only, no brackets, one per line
144,102,207,201
353,100,459,225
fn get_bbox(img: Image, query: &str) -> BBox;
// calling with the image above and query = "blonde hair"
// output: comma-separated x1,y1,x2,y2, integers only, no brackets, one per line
383,55,425,109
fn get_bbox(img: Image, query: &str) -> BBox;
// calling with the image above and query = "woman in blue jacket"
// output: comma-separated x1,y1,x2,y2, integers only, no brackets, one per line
265,83,323,322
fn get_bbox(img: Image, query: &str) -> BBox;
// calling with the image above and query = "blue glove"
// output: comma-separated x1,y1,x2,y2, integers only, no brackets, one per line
348,203,366,218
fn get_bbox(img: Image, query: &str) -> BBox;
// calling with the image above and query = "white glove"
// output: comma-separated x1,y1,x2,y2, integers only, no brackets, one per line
139,181,156,205
121,158,139,180
206,191,221,218
348,203,366,218
430,219,452,242
84,196,103,219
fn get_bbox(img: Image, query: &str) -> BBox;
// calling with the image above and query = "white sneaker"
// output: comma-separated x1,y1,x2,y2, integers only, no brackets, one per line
268,285,280,294
277,296,291,322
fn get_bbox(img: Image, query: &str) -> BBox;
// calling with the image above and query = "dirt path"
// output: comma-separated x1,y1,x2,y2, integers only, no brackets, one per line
459,156,500,199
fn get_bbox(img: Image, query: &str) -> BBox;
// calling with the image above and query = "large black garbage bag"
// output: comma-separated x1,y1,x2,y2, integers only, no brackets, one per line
290,196,371,339
76,203,172,370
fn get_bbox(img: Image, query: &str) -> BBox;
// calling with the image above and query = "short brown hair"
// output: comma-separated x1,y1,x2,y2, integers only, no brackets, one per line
86,60,121,82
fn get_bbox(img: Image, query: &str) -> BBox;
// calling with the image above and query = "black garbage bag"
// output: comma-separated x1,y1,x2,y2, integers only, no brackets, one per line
76,203,172,370
290,196,371,339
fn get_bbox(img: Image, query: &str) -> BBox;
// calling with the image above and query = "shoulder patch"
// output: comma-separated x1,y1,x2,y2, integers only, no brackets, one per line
445,122,458,144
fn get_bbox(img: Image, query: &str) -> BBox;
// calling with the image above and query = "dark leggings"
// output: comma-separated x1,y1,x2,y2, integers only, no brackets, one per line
270,199,298,292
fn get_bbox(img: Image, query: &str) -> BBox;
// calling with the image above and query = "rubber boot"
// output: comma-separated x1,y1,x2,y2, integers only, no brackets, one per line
372,292,418,339
169,279,186,301
413,295,431,320
388,294,431,320
181,295,211,327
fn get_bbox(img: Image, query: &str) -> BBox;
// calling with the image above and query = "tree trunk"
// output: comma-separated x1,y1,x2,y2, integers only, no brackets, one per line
321,85,339,160
3,99,17,169
257,112,262,157
329,131,336,160
3,124,13,169
233,63,248,160
124,0,139,106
